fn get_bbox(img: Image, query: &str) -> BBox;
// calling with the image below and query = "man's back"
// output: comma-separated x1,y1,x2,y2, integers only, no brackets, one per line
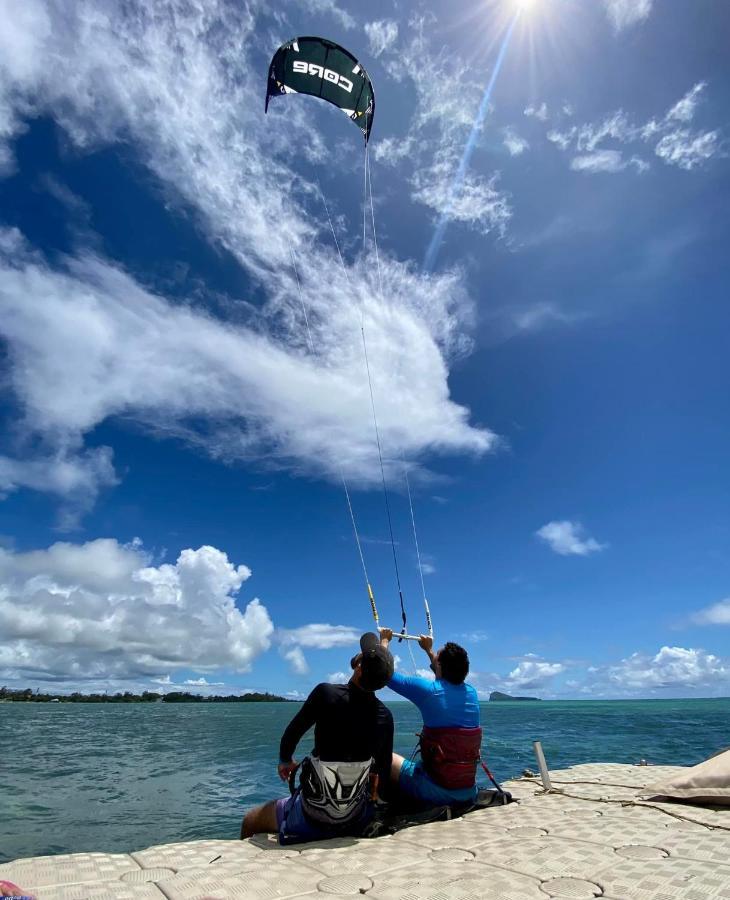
388,671,480,728
280,682,393,787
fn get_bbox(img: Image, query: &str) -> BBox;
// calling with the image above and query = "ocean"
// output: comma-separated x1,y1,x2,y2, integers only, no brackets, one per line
1,697,728,863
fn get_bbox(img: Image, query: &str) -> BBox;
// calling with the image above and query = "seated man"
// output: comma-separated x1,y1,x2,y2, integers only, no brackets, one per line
241,633,394,844
380,629,481,809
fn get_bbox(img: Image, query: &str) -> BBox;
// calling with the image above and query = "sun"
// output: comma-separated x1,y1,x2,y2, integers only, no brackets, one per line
514,0,540,12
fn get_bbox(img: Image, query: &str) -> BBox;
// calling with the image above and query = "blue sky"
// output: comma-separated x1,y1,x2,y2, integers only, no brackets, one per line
1,0,728,700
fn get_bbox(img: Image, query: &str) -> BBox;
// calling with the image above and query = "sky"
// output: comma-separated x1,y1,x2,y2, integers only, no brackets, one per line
0,0,729,701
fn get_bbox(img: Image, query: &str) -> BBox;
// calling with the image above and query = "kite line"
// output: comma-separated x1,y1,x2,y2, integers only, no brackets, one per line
267,35,434,644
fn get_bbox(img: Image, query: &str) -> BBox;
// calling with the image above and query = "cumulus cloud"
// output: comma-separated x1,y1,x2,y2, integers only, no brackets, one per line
277,624,360,649
536,520,607,556
505,655,565,690
365,20,398,57
277,623,359,677
606,646,729,690
0,2,496,519
692,598,730,626
603,0,653,32
327,671,350,684
282,647,310,676
374,16,512,236
543,83,722,174
0,539,273,685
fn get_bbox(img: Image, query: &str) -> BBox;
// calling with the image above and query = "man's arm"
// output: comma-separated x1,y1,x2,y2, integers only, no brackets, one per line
379,629,441,695
278,684,322,780
416,634,441,679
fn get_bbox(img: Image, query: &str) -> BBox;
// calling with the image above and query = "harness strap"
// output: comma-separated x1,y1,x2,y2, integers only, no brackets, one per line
479,759,506,794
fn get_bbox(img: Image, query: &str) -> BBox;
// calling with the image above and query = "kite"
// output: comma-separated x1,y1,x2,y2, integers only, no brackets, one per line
265,36,375,143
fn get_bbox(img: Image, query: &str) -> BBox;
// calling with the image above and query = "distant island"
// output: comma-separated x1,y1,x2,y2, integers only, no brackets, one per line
0,687,290,704
489,691,541,702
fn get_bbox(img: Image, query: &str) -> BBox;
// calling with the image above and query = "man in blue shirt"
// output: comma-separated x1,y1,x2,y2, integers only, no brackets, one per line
379,629,481,808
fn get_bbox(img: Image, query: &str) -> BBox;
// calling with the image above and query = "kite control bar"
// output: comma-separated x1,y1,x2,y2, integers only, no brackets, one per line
380,627,434,643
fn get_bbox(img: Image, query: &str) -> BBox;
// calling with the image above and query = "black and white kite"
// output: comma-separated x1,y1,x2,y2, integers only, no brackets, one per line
265,36,375,143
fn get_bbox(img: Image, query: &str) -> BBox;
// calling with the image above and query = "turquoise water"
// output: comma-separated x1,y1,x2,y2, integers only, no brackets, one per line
1,698,728,863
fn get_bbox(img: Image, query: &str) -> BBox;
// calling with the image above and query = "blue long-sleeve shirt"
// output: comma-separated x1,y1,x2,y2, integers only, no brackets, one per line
388,671,480,728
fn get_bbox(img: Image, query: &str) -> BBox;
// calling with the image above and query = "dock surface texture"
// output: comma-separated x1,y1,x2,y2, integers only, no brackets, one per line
4,763,730,899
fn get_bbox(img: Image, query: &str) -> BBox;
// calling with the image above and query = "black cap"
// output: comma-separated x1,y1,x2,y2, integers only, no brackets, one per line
351,632,394,691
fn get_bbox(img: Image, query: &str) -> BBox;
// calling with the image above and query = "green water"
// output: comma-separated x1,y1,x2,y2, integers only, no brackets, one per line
1,698,728,862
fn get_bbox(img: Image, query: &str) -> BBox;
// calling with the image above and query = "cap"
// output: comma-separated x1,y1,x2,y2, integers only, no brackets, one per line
351,632,394,691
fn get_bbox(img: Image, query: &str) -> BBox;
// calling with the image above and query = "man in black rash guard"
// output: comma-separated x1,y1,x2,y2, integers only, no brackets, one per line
241,633,394,843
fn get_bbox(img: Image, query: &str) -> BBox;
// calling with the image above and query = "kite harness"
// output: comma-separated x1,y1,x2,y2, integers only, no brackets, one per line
419,726,506,794
288,756,375,829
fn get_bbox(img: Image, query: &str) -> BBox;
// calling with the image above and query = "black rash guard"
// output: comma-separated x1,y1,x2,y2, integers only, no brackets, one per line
279,681,394,791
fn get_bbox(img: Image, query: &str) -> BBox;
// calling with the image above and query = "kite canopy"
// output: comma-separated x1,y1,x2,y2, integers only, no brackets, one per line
265,36,375,142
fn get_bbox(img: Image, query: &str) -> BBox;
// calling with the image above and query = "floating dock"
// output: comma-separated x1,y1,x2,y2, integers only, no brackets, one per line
3,762,729,899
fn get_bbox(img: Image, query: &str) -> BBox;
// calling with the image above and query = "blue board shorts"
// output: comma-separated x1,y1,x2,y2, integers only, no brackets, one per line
398,759,478,808
275,793,372,845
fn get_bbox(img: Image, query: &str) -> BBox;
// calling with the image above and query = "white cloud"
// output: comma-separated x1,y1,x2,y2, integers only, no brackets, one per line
327,670,350,684
277,624,360,649
692,598,730,626
0,447,118,529
570,150,648,174
536,520,607,556
420,558,436,576
1,233,493,501
0,0,51,174
412,168,511,235
277,623,360,678
184,677,224,686
505,656,565,690
576,112,633,153
547,128,576,151
364,20,398,57
667,82,707,124
282,646,309,676
0,539,273,684
503,128,529,157
655,129,720,171
509,302,584,333
603,0,653,32
607,646,729,690
542,82,721,174
524,103,548,122
0,2,496,518
375,16,512,236
571,149,626,173
372,136,413,166
459,631,489,644
302,0,356,30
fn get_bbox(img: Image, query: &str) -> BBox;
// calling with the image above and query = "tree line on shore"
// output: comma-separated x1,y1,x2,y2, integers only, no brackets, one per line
0,686,290,703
